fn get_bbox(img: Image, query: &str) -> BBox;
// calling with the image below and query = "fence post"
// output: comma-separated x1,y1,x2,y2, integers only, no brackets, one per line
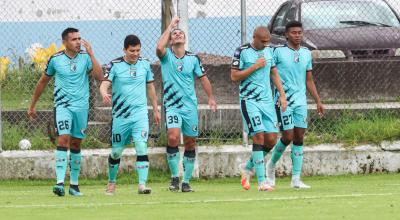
241,0,247,45
176,0,189,50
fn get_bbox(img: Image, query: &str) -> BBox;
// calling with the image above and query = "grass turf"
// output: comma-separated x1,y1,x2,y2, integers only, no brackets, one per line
0,173,399,220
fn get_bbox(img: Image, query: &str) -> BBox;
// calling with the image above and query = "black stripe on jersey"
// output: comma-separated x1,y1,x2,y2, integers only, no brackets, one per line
287,94,294,103
112,94,121,109
55,100,70,108
165,91,178,102
288,100,295,107
248,92,262,102
240,100,253,133
164,84,173,95
123,112,131,118
275,104,284,131
240,82,252,93
114,99,126,113
167,96,183,108
244,87,257,97
116,105,130,118
54,88,61,98
55,94,67,103
176,104,184,109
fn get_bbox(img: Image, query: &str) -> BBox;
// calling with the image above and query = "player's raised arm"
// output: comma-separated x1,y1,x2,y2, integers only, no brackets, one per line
82,39,103,80
230,52,265,82
306,71,324,117
28,73,52,119
270,67,287,112
156,16,179,58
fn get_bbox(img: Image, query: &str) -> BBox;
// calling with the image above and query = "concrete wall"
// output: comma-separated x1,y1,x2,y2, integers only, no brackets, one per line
1,142,399,179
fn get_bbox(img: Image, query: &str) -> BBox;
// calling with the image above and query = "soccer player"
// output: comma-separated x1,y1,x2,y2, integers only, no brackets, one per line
100,35,160,195
231,26,287,191
156,16,217,192
28,27,103,196
265,21,325,189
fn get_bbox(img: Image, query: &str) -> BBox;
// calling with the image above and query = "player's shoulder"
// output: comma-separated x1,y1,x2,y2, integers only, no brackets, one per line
271,44,286,52
48,50,65,61
105,56,124,70
138,56,151,63
185,51,202,61
300,46,312,55
235,43,251,52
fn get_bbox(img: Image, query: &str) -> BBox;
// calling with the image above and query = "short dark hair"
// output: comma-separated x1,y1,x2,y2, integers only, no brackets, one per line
124,35,141,49
285,21,303,32
62,27,79,40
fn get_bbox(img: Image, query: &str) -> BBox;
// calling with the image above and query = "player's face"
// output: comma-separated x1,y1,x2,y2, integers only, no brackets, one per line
286,27,303,46
253,33,270,50
170,29,186,45
63,32,81,53
124,44,141,63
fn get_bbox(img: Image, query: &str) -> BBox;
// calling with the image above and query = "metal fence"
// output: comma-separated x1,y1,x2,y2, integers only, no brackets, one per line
1,0,400,151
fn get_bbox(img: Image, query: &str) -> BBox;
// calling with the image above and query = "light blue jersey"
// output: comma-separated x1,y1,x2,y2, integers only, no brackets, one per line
46,50,93,109
104,56,154,119
160,48,206,110
231,43,276,103
273,45,312,106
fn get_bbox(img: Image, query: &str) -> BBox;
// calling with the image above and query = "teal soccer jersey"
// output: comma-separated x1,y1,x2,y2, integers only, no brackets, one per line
231,44,278,135
231,43,276,103
273,45,312,106
46,50,93,109
104,56,154,119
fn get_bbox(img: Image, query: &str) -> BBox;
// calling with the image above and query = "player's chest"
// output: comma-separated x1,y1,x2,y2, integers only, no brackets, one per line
54,58,88,76
170,58,196,77
115,65,146,81
278,52,308,69
242,51,273,68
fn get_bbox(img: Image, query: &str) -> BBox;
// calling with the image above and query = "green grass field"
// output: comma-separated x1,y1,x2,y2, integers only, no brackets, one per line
0,173,399,220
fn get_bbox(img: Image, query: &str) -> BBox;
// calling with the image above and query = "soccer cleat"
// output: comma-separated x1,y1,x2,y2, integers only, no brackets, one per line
69,185,83,196
239,163,253,190
291,179,311,189
138,184,151,194
169,177,180,192
266,160,276,187
258,182,274,192
52,184,65,197
105,182,116,196
181,182,194,193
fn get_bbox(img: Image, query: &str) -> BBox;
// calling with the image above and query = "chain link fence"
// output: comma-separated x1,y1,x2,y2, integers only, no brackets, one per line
1,0,400,151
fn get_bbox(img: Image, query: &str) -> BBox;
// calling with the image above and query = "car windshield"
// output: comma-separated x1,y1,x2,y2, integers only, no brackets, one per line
301,0,400,30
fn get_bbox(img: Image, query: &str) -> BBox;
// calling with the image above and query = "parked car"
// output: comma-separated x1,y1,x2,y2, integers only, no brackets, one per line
268,0,400,61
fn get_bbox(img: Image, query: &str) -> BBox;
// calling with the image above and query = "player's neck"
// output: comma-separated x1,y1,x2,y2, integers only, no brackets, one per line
287,42,300,50
123,56,138,65
64,49,78,59
171,45,186,58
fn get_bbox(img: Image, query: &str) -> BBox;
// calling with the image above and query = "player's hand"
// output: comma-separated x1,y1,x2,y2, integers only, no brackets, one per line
208,97,217,112
317,101,325,118
102,93,112,106
27,106,37,120
277,95,287,112
255,57,266,69
153,110,161,126
82,39,93,56
169,16,180,29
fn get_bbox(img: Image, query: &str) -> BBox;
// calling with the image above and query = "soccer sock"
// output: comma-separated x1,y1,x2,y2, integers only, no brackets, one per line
55,146,68,184
271,139,290,165
108,155,120,183
252,144,266,184
183,150,196,184
245,148,270,171
69,149,81,185
136,156,149,185
135,142,149,185
291,144,304,180
166,146,180,178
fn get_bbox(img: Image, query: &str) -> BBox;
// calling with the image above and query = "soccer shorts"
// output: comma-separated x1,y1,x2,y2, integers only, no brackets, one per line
276,104,308,131
165,107,199,137
240,100,278,136
54,107,88,139
111,114,149,148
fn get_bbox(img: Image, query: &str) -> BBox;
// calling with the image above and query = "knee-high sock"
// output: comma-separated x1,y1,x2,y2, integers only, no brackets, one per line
55,146,68,184
69,149,81,185
166,146,180,178
245,147,270,171
183,150,196,183
135,142,149,185
270,139,289,165
252,144,266,184
291,144,304,180
108,147,123,183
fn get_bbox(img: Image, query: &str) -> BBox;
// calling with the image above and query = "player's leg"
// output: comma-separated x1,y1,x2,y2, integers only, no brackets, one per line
180,110,199,192
106,119,130,195
266,105,294,187
67,109,89,196
165,110,182,191
132,116,151,194
290,105,309,189
52,107,72,196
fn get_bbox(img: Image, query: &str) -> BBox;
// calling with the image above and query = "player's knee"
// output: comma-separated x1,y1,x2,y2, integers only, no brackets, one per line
281,132,293,144
57,135,69,148
135,141,148,156
168,135,180,146
252,133,264,145
293,139,304,146
110,147,124,160
183,138,196,149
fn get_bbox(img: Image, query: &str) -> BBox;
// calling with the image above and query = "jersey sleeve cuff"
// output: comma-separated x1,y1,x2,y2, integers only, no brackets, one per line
197,73,207,79
146,80,155,84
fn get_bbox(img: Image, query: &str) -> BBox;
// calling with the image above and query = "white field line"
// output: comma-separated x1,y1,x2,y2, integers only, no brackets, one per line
0,192,398,209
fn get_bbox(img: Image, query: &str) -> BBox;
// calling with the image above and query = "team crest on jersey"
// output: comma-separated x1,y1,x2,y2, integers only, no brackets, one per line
70,60,77,72
257,51,264,58
192,125,198,132
274,121,278,128
130,67,137,77
141,131,148,138
294,52,300,63
176,60,183,72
